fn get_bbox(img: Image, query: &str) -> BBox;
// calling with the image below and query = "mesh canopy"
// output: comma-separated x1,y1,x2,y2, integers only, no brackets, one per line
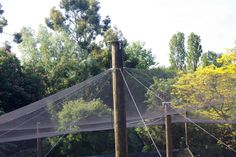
0,68,235,143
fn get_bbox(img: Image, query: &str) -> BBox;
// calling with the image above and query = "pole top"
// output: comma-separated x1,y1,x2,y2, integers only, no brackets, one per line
106,40,121,44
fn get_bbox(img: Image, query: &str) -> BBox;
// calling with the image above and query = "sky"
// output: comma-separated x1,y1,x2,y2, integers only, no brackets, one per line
1,0,236,66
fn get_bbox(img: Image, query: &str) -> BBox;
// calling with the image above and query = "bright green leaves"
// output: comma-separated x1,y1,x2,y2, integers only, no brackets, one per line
173,50,236,120
57,99,111,130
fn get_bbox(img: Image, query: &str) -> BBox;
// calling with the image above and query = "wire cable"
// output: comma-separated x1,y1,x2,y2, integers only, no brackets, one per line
124,68,164,102
125,68,236,153
124,68,236,122
43,132,68,157
0,69,111,139
120,69,163,157
167,103,236,153
42,71,112,157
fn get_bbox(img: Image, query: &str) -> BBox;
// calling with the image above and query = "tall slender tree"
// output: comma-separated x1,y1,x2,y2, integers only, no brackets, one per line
169,32,186,71
187,32,202,71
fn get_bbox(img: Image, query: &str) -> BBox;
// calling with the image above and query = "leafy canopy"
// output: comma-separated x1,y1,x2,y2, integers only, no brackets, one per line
57,99,111,130
46,0,111,54
173,50,236,120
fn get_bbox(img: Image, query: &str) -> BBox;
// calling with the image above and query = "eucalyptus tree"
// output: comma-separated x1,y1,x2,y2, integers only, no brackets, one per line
45,0,111,57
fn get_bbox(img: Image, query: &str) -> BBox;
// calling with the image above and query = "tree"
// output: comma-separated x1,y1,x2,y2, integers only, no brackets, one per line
0,49,44,112
18,26,87,94
131,67,177,152
125,41,155,69
45,0,111,56
18,27,39,66
201,51,221,67
0,3,7,34
172,50,236,149
47,99,114,157
92,27,156,70
137,50,236,155
187,32,203,71
103,26,125,44
173,53,236,120
57,99,111,130
169,32,186,71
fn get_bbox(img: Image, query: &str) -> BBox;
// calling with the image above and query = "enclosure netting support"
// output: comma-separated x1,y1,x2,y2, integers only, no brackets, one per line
0,67,235,156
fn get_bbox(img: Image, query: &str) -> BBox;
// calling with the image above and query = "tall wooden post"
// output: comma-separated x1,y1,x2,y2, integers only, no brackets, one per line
111,41,128,157
164,102,173,157
184,112,189,148
37,122,42,157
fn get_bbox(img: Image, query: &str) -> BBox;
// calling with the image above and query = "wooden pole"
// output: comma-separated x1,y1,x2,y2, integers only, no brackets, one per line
164,102,173,157
111,41,128,157
37,122,42,157
184,112,189,148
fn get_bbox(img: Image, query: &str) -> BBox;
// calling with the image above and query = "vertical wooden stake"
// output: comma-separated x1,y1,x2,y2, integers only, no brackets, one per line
184,112,189,148
164,102,173,157
37,122,42,157
112,41,128,157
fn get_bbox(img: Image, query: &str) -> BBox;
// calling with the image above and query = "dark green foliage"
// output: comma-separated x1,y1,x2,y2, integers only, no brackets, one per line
0,3,7,33
47,131,115,157
0,49,44,112
125,42,155,69
201,51,221,67
0,49,25,112
102,16,111,34
0,143,17,157
146,77,176,109
136,124,191,153
169,32,186,71
187,32,203,71
46,128,143,157
13,33,23,43
9,148,36,157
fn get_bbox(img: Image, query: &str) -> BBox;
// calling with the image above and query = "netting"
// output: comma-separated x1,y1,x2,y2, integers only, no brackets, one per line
0,68,235,144
0,67,235,156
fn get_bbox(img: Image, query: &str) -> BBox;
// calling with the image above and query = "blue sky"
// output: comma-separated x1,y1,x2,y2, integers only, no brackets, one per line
1,0,236,66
